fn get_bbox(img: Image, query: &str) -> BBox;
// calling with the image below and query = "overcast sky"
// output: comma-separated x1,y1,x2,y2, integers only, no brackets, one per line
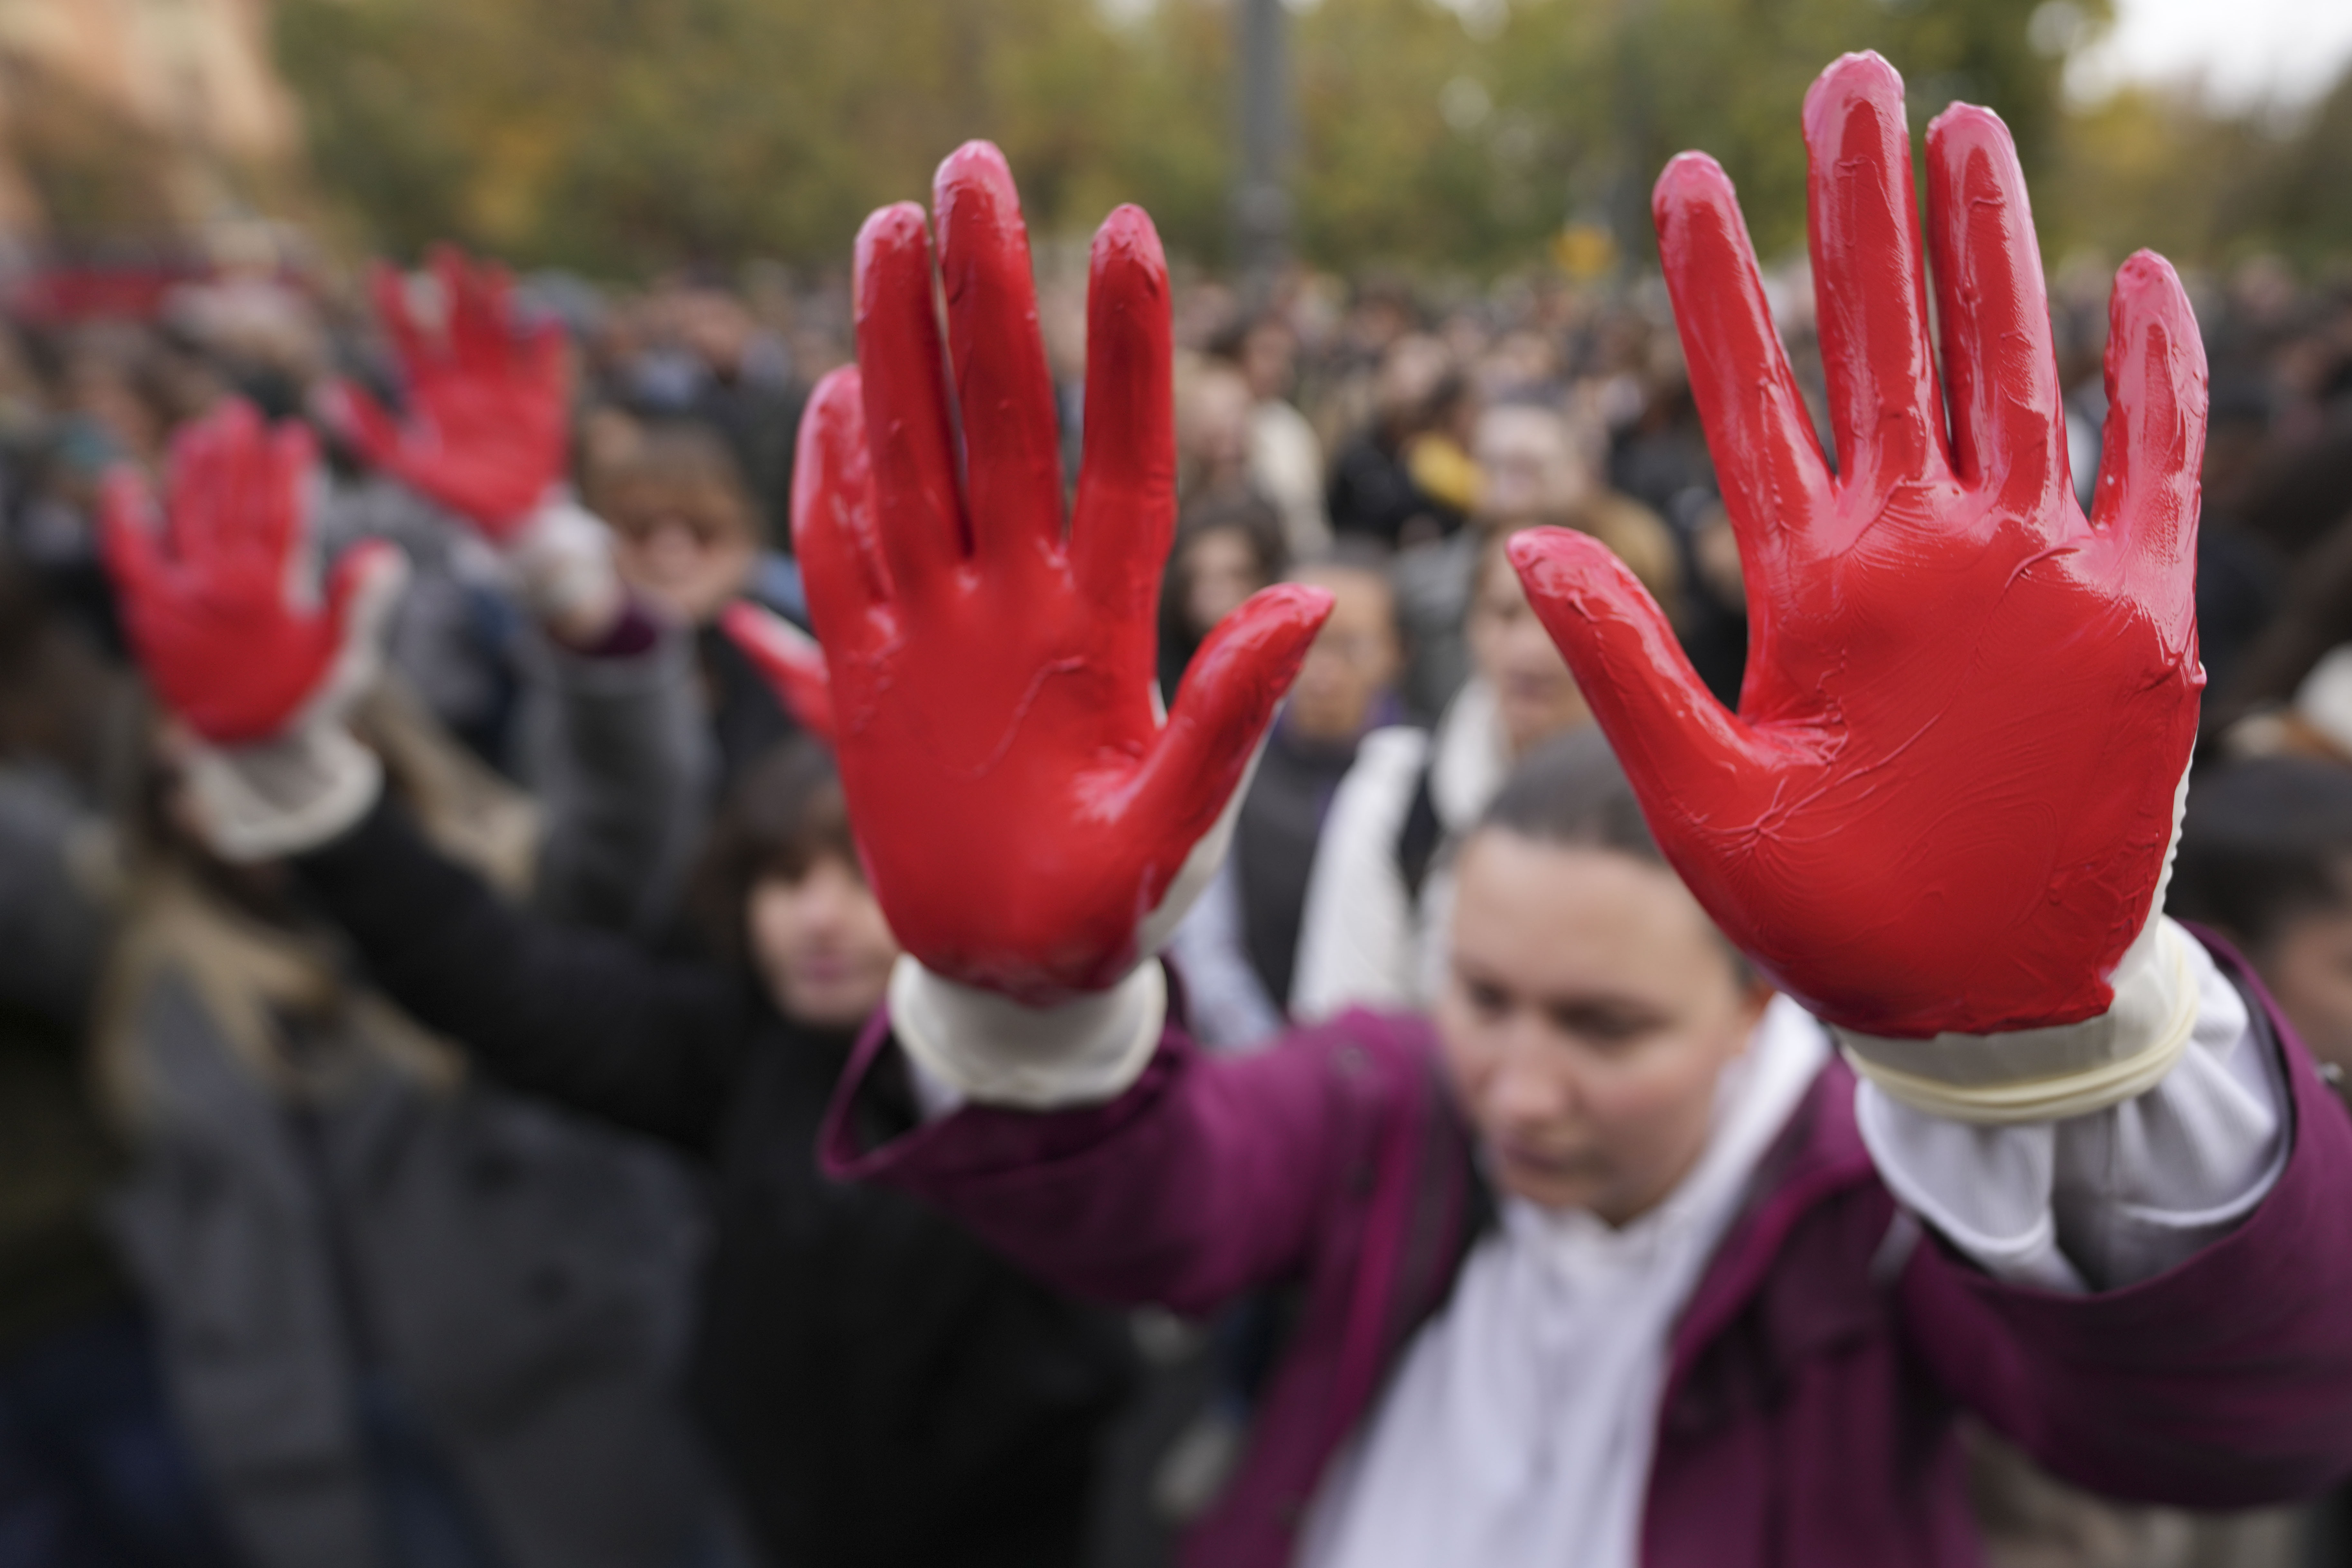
2069,0,2352,110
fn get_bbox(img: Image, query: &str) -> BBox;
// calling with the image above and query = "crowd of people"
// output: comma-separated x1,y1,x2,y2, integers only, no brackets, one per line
7,56,2352,1568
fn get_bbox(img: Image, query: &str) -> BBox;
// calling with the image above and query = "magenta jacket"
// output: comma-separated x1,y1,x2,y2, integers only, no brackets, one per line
823,938,2352,1567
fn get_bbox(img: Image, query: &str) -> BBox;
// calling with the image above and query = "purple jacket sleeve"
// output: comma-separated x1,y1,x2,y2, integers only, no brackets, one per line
1898,952,2352,1506
820,1005,1429,1318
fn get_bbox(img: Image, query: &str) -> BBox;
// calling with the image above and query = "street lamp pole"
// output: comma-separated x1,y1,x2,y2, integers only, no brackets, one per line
1234,0,1292,311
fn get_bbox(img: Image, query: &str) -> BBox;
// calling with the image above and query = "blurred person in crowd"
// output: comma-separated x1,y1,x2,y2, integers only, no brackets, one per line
1326,333,1469,547
2170,757,2352,1078
0,562,244,1568
614,282,804,543
583,415,808,792
145,662,1139,1565
1291,525,1592,1021
95,363,732,1567
1396,401,1681,721
1157,493,1290,708
1175,356,1260,507
1167,543,1406,1050
1214,315,1332,561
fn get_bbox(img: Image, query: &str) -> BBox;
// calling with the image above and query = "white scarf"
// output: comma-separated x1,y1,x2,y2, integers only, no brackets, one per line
1298,995,1829,1568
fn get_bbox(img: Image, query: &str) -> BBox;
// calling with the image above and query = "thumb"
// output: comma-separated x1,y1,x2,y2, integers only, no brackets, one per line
1508,528,1763,803
1131,582,1332,850
721,600,837,744
317,540,410,716
323,378,405,473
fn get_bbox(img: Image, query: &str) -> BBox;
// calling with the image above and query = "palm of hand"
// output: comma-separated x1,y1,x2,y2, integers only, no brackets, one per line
796,145,1327,1004
101,403,385,745
1512,54,2205,1038
342,247,565,536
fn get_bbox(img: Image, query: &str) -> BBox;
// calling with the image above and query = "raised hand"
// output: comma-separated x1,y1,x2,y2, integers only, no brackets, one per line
1510,53,2205,1046
796,143,1329,1005
331,246,567,539
101,400,405,746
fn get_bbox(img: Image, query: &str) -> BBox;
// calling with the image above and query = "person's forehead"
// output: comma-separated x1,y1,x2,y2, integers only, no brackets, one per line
1454,834,1714,984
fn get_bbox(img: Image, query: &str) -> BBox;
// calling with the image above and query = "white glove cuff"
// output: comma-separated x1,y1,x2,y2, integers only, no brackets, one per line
183,726,384,863
888,956,1167,1111
1837,914,2201,1125
503,495,621,629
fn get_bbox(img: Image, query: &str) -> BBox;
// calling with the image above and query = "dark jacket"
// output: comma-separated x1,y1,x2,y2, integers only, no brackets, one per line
298,798,1135,1568
822,939,2352,1568
97,669,724,1568
0,765,125,1354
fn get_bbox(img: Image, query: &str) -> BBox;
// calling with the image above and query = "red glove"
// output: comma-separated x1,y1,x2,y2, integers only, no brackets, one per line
1509,53,2205,1043
101,401,404,746
794,143,1329,1005
721,600,836,743
330,246,567,540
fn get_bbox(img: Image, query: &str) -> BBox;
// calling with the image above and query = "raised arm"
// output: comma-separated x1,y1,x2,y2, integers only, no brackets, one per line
102,401,747,1153
1511,51,2352,1496
741,144,1362,1307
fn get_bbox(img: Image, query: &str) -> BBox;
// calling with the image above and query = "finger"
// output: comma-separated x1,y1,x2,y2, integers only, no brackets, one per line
265,420,322,607
215,401,279,578
1802,51,1948,490
320,539,411,712
1653,153,1830,593
1507,528,1763,807
854,201,966,597
176,401,260,574
2091,251,2206,627
370,259,434,373
1071,205,1177,618
934,141,1065,567
1130,583,1333,857
790,366,894,657
720,601,836,744
435,245,513,375
1925,105,2065,512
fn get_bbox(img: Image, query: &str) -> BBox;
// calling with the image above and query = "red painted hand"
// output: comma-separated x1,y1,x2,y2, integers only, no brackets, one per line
332,246,567,540
1510,53,2206,1039
101,401,403,745
795,144,1330,1004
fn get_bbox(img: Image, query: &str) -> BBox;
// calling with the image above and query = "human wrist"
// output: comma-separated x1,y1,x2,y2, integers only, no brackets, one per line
503,493,623,639
887,956,1166,1110
181,725,384,863
1837,914,2201,1125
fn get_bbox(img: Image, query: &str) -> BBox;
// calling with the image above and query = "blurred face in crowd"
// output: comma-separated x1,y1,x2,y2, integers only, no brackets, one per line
1466,538,1589,758
1177,526,1269,642
746,853,900,1030
1240,320,1298,404
603,471,760,625
675,290,754,380
1374,334,1453,431
1474,405,1592,531
1286,562,1401,742
2253,893,2352,1073
1178,362,1256,487
1436,831,1769,1224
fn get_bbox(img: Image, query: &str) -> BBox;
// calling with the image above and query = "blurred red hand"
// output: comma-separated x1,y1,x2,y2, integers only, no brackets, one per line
1510,53,2206,1039
795,144,1329,1004
101,401,403,745
332,246,567,539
